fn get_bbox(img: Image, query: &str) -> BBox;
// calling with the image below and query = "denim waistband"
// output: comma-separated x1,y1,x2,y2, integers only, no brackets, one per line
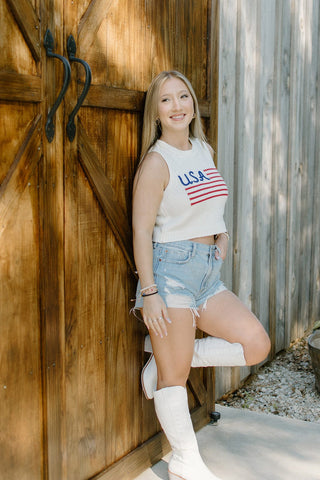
153,239,220,256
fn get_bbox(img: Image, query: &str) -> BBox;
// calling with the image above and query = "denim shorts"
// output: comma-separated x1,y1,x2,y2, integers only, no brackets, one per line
134,240,227,323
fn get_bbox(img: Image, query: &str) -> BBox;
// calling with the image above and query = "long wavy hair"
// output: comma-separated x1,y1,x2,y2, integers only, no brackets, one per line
139,71,206,163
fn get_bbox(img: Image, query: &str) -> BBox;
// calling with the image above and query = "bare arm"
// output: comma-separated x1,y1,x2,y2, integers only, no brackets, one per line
132,152,171,337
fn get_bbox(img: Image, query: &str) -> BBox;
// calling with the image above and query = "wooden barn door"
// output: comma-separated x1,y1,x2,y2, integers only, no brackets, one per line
0,1,218,479
0,0,67,478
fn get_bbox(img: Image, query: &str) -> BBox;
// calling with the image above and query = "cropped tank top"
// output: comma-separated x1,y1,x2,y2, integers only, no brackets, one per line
151,138,228,243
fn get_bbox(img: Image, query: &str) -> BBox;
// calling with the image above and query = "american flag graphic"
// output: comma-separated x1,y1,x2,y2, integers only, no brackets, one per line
184,168,228,206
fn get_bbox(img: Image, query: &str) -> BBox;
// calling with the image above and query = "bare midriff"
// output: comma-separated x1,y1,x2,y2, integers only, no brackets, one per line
189,235,215,245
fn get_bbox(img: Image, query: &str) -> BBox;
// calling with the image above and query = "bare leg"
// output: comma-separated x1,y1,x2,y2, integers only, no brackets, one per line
148,307,196,389
197,290,271,365
149,308,221,479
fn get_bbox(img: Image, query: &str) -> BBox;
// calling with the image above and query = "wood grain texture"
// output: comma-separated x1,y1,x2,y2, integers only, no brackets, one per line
6,0,41,61
269,0,291,355
0,0,37,75
0,102,38,185
310,1,320,326
64,160,107,479
251,0,275,344
83,85,211,117
40,2,67,478
217,0,237,292
0,1,44,477
0,165,43,480
0,113,42,218
298,0,319,335
0,72,41,102
215,0,320,400
91,405,210,480
83,84,145,111
0,109,43,480
78,0,113,52
77,121,136,277
285,0,305,343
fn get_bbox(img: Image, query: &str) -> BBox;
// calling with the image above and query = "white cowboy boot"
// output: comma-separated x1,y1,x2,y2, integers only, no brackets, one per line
141,353,157,400
142,335,246,399
154,386,222,480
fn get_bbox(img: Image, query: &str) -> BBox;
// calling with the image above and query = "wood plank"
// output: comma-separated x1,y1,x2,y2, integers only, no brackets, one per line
232,0,258,384
83,84,210,117
205,366,214,415
0,72,41,102
251,0,275,349
0,103,37,185
299,0,319,333
232,0,256,310
64,6,109,478
78,0,113,55
270,0,291,354
91,405,210,480
285,0,305,344
0,165,43,480
212,0,238,398
6,0,41,61
217,0,237,293
77,122,136,277
105,229,141,466
83,84,145,111
208,0,220,153
310,0,320,325
0,113,42,219
198,99,211,118
187,369,207,405
215,365,244,401
40,3,67,477
64,165,108,479
63,3,111,478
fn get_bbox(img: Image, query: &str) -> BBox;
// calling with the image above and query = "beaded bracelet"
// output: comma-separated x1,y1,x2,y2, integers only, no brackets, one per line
141,290,159,297
140,283,157,293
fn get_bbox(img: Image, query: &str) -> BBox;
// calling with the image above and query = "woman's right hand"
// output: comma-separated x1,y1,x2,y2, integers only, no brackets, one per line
142,294,171,338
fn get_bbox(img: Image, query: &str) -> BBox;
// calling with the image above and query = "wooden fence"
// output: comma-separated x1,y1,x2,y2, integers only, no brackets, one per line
215,0,320,398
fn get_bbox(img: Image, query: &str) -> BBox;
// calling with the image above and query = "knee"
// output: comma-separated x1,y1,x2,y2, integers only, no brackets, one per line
244,327,271,366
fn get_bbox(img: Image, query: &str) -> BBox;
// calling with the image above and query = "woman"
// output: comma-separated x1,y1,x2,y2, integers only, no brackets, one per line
132,71,270,480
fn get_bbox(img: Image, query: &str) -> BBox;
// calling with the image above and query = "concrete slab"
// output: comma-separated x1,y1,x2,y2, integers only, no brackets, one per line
134,405,320,480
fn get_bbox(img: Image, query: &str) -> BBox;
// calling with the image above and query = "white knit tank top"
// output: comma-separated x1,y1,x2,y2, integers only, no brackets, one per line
151,138,228,243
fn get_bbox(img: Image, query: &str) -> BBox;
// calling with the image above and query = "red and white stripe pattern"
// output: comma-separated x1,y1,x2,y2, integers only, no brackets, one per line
185,168,228,206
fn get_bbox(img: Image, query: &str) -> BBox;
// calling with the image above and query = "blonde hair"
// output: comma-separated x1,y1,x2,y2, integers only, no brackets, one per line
139,71,206,162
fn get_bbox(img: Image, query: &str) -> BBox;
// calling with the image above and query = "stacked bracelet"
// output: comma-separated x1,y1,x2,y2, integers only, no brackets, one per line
140,283,157,293
141,290,159,297
140,283,158,297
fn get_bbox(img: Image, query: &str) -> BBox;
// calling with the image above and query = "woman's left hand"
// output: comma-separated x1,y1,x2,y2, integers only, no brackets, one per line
214,232,229,261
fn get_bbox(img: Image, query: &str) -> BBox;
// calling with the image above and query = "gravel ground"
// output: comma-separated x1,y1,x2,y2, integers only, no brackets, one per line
217,332,320,423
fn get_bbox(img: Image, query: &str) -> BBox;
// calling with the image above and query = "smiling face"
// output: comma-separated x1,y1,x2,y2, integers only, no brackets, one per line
157,77,195,137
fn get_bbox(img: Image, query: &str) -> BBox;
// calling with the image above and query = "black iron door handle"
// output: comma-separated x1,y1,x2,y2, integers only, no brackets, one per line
44,29,71,143
66,35,92,142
